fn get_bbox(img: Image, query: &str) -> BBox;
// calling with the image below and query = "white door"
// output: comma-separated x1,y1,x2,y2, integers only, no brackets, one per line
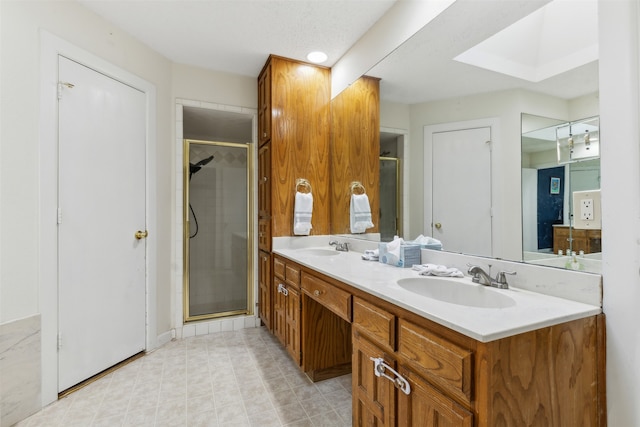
58,56,146,391
432,127,492,256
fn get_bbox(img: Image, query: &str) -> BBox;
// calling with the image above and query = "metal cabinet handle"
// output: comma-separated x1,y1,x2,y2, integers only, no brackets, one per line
313,290,322,297
277,283,288,297
369,357,411,395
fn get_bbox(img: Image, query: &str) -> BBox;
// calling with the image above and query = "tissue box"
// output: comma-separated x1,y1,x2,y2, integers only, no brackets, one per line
417,242,443,251
378,243,421,268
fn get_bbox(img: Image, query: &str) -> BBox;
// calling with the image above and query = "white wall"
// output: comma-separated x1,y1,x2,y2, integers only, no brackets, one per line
599,1,640,425
172,63,257,108
380,100,411,130
0,1,173,329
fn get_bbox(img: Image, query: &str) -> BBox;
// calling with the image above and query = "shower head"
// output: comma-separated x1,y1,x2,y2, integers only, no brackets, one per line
189,155,214,178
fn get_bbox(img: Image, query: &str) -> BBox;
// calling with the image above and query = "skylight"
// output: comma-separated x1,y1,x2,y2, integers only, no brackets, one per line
454,0,598,82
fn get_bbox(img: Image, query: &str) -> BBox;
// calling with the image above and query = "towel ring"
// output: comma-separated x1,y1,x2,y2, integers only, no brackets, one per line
296,178,312,193
350,181,366,195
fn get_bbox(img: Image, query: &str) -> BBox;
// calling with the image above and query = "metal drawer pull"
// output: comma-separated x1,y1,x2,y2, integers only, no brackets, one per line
370,357,411,395
313,290,322,297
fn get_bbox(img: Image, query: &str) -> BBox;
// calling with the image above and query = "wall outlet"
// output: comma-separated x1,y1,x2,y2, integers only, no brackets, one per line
573,190,601,230
581,199,594,220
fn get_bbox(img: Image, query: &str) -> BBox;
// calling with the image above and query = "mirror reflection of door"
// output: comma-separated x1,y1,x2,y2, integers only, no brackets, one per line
431,127,492,256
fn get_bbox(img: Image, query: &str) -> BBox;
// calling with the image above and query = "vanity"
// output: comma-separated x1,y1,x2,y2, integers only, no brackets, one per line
553,225,602,255
270,241,605,427
255,48,605,425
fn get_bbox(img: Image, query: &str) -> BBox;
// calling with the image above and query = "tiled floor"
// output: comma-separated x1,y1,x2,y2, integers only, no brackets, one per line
18,327,352,427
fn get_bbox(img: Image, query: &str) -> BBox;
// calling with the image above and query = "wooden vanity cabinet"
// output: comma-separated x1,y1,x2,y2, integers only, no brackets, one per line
352,296,604,427
553,225,602,254
352,298,473,427
272,255,301,365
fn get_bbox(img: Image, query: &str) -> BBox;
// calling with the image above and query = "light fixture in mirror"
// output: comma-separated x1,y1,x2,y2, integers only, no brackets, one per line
557,116,600,164
521,114,601,274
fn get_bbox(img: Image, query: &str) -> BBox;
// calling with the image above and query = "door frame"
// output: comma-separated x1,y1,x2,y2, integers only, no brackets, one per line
424,118,501,257
174,101,259,338
38,31,157,406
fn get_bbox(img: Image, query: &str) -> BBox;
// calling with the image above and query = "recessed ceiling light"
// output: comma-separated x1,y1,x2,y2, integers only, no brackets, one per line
307,51,328,64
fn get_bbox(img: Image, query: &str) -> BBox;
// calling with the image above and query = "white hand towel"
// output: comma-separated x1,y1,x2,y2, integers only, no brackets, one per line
293,191,313,236
361,248,380,261
412,263,464,278
350,193,374,234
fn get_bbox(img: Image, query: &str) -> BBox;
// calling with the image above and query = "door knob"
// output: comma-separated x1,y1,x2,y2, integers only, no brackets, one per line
135,230,148,240
434,223,442,229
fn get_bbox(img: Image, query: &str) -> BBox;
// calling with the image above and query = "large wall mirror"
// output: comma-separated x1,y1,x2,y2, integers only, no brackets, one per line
329,0,601,274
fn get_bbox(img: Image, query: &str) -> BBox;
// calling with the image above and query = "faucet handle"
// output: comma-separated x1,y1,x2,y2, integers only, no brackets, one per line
495,270,516,285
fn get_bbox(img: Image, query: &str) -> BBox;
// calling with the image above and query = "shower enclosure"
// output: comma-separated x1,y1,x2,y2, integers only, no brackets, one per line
183,139,253,321
379,157,401,241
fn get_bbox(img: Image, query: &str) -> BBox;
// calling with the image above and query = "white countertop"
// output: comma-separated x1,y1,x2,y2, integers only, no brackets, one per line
273,246,602,343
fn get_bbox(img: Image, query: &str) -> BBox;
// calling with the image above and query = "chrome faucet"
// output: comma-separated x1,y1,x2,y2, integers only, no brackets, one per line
467,264,515,289
329,240,349,252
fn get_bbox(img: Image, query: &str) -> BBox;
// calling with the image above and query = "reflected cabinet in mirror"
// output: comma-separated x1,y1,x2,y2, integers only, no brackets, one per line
330,76,381,237
522,114,601,274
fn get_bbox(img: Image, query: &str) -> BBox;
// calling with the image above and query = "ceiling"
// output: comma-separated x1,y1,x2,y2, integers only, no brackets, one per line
79,0,599,105
78,0,397,77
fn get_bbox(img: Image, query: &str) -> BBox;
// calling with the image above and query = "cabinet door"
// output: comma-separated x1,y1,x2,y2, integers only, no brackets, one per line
286,286,301,365
258,143,271,218
258,251,271,330
397,366,473,427
258,64,271,146
352,329,396,426
258,218,271,252
273,279,286,345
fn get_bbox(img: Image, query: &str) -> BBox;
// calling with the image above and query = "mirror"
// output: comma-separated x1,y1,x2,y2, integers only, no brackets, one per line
328,0,601,274
522,114,601,273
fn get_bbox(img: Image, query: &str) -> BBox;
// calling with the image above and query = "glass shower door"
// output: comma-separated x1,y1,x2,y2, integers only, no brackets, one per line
184,139,253,321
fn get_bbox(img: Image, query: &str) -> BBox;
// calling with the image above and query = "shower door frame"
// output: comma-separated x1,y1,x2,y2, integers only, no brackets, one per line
380,156,402,239
183,139,255,322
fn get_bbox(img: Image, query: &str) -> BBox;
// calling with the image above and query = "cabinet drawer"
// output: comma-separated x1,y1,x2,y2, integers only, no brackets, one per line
285,264,300,288
301,273,352,322
353,297,395,352
273,257,285,280
398,319,473,404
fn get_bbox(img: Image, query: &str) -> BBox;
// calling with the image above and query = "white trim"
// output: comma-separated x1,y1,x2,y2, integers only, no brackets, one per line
423,118,501,257
38,31,158,406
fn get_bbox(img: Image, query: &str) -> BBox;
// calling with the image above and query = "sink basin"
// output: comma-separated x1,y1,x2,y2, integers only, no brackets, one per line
396,278,516,309
297,248,340,257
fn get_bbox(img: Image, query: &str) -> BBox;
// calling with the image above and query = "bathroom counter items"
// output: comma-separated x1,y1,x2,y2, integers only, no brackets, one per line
273,245,601,343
